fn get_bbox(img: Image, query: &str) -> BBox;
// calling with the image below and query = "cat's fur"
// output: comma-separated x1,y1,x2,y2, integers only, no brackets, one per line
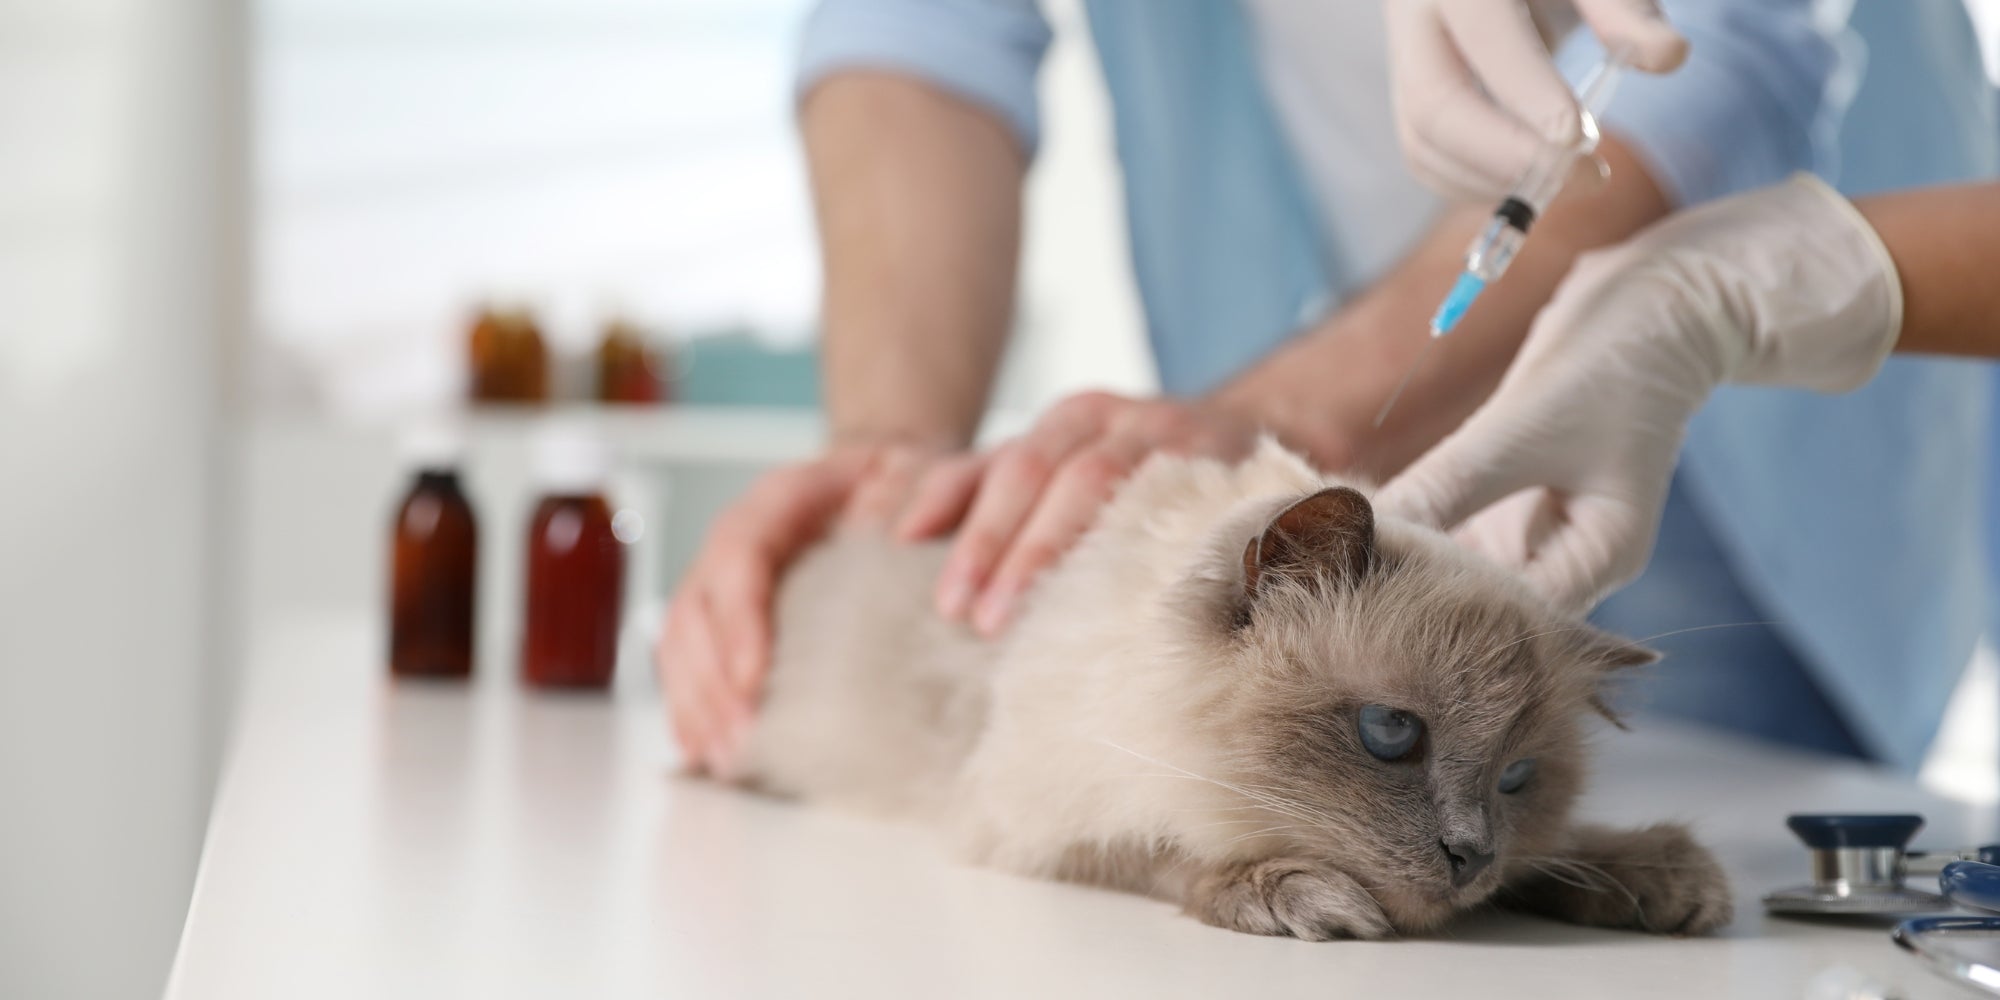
736,441,1731,939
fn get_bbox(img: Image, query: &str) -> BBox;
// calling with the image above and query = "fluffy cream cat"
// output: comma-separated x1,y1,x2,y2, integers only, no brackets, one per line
734,441,1731,939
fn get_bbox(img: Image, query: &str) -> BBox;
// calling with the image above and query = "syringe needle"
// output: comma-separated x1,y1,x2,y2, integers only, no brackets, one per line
1372,336,1439,429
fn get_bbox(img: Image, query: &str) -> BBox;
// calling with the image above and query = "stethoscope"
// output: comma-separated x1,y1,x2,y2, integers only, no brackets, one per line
1765,814,2000,995
1896,862,2000,994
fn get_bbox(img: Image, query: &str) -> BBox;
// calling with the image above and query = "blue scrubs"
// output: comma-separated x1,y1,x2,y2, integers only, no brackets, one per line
1602,1,1998,767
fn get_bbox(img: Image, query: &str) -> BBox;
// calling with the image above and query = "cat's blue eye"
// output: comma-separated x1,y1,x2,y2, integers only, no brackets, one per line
1498,758,1537,794
1357,705,1422,761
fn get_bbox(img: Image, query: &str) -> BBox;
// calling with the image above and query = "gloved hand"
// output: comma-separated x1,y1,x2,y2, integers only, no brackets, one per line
1378,174,1901,613
1386,0,1688,202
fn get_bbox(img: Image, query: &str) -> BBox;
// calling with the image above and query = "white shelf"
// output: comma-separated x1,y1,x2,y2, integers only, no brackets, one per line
462,405,826,467
455,404,1035,468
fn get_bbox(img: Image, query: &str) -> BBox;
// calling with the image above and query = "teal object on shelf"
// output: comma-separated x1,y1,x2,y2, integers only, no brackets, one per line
674,331,820,408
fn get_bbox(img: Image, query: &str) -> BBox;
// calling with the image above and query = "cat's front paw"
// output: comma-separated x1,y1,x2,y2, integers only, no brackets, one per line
1622,826,1733,935
1508,823,1733,936
1185,858,1391,941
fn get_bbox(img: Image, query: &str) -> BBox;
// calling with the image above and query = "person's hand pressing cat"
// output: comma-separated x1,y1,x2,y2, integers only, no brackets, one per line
655,443,954,775
896,391,1258,636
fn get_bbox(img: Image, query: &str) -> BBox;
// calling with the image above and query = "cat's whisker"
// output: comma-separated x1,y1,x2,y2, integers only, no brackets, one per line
1493,619,1784,662
1526,858,1649,925
1096,739,1335,827
1212,775,1350,826
1228,790,1348,830
1540,857,1619,884
1183,804,1351,835
1527,858,1613,891
1526,861,1604,894
1514,856,1707,871
1212,824,1316,850
1627,620,1784,645
1179,815,1304,833
1487,624,1594,658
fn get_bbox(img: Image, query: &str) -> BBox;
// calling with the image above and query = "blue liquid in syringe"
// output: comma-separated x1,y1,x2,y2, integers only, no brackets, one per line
1431,271,1486,336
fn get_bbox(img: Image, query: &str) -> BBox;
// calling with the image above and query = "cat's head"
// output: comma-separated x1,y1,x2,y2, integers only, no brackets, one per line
1170,485,1655,932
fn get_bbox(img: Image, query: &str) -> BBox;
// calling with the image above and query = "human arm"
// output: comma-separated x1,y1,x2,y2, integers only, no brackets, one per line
809,72,1025,449
894,132,1670,635
898,0,1842,631
1205,132,1669,481
1864,182,2000,357
658,0,1048,773
1376,174,2000,613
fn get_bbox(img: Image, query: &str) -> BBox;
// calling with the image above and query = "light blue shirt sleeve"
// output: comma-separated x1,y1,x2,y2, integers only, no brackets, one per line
1556,0,1845,207
796,0,1053,154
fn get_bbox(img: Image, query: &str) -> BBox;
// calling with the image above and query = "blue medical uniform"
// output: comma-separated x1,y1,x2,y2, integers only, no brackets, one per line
1585,1,1998,769
798,0,1998,769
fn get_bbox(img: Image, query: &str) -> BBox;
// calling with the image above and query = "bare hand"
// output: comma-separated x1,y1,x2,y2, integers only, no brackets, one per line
897,392,1257,636
655,444,946,774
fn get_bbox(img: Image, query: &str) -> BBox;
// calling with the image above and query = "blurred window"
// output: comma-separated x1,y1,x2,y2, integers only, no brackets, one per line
256,0,818,413
1974,0,2000,85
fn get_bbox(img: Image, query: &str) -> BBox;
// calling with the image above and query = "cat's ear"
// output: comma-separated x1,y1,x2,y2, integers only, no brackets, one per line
1241,486,1377,599
1567,625,1660,728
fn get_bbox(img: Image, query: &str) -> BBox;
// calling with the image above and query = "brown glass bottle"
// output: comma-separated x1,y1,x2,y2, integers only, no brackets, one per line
389,469,478,678
522,493,624,688
467,306,549,404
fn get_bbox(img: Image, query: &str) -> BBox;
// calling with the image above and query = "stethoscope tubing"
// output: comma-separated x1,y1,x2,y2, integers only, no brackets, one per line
1942,861,2000,915
1893,862,2000,996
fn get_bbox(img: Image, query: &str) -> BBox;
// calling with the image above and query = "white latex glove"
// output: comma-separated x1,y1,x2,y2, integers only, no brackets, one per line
1378,174,1901,613
1386,0,1689,202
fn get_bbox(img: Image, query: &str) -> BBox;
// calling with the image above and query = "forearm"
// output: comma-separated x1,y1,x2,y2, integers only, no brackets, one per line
1206,134,1670,480
1862,182,2000,358
803,72,1024,449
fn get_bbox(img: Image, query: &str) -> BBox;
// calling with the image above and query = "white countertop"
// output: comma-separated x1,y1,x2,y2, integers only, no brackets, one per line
169,611,1996,999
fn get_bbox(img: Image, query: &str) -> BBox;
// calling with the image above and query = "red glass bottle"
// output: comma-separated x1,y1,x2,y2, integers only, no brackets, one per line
596,318,665,405
389,464,478,679
522,432,624,688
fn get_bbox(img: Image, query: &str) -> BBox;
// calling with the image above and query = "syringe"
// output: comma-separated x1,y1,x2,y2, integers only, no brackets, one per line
1373,54,1626,428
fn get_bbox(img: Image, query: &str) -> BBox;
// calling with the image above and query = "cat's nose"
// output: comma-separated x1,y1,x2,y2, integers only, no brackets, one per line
1440,837,1494,887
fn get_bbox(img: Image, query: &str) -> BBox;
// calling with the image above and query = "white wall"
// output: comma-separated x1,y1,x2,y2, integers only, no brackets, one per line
0,0,241,996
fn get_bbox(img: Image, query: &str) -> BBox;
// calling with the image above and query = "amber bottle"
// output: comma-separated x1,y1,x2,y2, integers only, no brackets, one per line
389,466,478,678
467,306,549,404
596,319,665,404
522,433,624,688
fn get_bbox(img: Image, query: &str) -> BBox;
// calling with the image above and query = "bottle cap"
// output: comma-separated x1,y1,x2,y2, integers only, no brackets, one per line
399,420,464,473
533,423,610,494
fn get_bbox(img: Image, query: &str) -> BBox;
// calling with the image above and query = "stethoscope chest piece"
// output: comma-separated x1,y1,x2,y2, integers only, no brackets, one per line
1763,814,1947,916
1769,814,2000,994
